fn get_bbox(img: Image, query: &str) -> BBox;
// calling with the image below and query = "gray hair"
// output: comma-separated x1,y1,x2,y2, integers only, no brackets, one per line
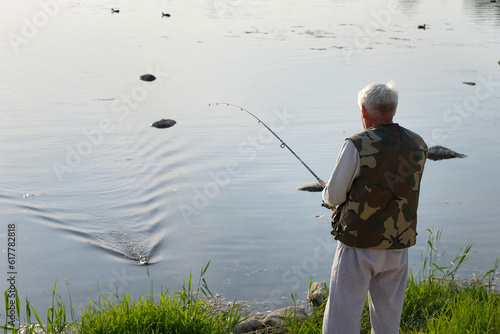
357,81,398,118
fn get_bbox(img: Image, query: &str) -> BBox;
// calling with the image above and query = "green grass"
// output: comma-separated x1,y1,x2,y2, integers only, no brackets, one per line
1,262,242,334
78,262,241,334
78,287,240,334
272,277,500,334
265,229,500,334
1,230,499,333
401,277,500,334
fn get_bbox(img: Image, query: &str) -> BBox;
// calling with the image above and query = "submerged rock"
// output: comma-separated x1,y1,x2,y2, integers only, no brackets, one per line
428,145,467,161
139,74,157,82
151,119,176,128
297,181,324,192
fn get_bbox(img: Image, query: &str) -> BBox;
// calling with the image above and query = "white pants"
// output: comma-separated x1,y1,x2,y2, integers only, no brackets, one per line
322,242,408,334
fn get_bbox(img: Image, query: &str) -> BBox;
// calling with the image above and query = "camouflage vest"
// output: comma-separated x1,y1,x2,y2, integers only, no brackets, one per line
333,124,427,249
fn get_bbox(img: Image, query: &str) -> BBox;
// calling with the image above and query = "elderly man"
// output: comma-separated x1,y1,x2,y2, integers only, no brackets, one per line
321,81,427,334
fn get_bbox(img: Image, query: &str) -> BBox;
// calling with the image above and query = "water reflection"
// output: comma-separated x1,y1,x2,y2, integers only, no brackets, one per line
464,0,500,25
1,0,499,314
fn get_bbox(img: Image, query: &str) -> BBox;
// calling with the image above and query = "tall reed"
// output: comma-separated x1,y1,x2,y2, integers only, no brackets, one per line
1,280,76,334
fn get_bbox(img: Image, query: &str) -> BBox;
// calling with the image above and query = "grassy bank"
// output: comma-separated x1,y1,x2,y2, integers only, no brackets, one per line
2,263,243,334
2,230,499,333
275,275,500,334
280,229,500,334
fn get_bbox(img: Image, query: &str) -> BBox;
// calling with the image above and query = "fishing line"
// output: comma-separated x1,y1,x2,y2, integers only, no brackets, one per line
208,103,323,183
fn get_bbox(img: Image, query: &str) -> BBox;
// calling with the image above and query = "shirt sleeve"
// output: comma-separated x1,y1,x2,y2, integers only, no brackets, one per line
322,139,360,207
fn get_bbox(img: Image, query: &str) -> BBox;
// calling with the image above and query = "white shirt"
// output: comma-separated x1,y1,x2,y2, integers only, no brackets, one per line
322,140,360,207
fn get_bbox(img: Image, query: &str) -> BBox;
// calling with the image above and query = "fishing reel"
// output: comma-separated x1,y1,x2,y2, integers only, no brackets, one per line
321,201,333,210
322,201,344,238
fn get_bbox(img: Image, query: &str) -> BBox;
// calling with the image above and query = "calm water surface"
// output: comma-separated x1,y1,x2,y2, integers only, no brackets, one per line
1,0,500,316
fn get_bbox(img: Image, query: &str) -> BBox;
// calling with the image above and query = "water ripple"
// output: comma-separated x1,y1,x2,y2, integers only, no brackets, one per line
0,124,186,266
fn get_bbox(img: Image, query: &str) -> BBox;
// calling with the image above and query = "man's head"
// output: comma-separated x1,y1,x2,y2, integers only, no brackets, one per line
357,81,398,129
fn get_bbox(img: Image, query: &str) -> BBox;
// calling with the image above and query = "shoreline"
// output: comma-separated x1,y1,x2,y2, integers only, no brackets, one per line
6,271,500,334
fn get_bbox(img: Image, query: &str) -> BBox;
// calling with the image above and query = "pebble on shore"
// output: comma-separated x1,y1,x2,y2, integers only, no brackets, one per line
233,306,308,334
307,282,327,308
233,282,326,333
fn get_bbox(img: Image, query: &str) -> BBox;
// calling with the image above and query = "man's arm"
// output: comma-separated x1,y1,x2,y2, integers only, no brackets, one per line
322,140,360,207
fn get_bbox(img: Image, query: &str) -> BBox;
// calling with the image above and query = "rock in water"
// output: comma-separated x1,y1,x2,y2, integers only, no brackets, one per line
428,145,467,161
297,181,324,192
139,74,157,82
151,119,176,128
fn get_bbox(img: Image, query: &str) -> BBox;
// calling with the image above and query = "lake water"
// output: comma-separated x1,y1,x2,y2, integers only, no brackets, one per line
1,0,500,319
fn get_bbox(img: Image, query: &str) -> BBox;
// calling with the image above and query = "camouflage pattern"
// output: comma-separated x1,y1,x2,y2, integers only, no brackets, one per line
333,124,427,249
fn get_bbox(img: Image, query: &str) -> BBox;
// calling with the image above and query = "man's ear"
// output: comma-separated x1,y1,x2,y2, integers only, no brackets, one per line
361,105,369,119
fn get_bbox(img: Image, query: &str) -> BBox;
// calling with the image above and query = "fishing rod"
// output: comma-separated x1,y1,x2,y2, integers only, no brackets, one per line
208,103,323,183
